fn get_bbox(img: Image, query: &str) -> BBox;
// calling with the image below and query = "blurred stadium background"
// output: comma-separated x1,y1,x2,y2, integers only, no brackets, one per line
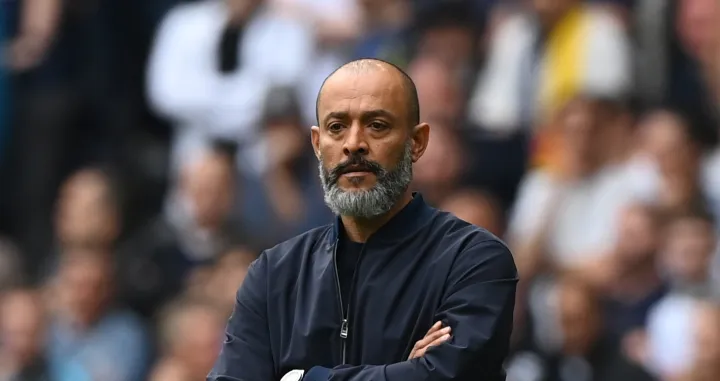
0,0,719,380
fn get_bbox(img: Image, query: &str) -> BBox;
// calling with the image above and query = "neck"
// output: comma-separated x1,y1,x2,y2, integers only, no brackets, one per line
341,191,413,243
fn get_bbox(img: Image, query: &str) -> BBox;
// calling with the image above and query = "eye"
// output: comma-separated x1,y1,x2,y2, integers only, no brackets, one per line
369,121,388,131
328,123,344,133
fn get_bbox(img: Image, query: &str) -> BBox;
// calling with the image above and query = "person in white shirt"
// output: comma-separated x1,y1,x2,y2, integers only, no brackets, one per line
468,0,631,135
508,97,636,281
146,0,316,177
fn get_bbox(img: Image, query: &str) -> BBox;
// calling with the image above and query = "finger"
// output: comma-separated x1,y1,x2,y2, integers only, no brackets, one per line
416,326,451,348
425,321,442,336
416,334,451,357
427,333,451,348
420,333,451,353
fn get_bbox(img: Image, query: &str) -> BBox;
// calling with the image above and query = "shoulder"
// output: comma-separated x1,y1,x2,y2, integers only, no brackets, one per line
259,224,333,266
434,212,518,280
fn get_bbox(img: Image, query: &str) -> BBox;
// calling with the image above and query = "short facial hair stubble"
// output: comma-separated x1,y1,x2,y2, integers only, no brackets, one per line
319,142,413,219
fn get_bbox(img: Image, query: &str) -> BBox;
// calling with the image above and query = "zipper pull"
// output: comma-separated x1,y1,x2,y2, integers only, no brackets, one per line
340,319,349,339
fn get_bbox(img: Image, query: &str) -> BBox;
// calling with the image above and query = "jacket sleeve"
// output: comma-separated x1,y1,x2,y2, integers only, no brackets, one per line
207,253,275,381
303,239,518,381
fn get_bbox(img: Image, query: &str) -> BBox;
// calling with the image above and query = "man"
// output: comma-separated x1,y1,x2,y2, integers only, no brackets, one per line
208,59,518,381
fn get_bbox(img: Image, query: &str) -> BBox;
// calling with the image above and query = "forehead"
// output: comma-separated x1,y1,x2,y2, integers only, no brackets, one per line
318,68,408,121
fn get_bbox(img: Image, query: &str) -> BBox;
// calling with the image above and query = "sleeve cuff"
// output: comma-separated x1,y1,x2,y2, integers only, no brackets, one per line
304,366,332,381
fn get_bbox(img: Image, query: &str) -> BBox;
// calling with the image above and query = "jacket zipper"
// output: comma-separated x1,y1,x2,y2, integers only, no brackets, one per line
332,240,348,364
333,238,366,365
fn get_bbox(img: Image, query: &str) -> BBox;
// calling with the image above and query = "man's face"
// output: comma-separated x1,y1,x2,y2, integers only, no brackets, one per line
311,67,428,218
55,170,118,247
417,27,474,72
639,112,696,177
181,153,235,228
413,121,462,203
559,99,602,176
615,205,657,269
175,307,224,375
408,58,461,123
662,218,715,283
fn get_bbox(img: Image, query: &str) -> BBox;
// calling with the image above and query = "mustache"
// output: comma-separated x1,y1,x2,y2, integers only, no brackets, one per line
326,155,384,184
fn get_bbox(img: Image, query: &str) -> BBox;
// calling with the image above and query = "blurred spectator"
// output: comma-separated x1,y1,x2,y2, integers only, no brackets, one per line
412,119,464,206
659,208,717,298
3,0,720,379
0,287,50,381
412,1,481,79
244,86,331,237
634,0,720,141
679,302,720,381
600,203,668,344
54,167,121,251
407,56,463,125
267,0,362,124
147,0,315,178
186,246,256,315
46,248,149,381
439,189,504,237
508,97,635,280
352,0,412,66
644,296,720,381
119,146,259,318
632,110,707,215
507,277,654,381
469,0,631,138
149,298,225,381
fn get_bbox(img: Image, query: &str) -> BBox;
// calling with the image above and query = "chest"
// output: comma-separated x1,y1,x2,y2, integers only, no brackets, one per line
268,241,455,375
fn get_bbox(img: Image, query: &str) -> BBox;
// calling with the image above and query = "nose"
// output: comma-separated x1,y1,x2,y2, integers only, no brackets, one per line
342,123,369,157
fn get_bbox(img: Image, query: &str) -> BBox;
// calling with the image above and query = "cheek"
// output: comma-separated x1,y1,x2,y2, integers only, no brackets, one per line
318,139,343,163
371,140,406,165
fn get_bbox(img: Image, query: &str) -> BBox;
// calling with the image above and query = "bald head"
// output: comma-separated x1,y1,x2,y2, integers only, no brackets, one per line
316,59,420,128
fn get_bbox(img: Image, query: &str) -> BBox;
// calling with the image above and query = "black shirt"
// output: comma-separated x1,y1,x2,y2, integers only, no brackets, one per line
337,233,363,312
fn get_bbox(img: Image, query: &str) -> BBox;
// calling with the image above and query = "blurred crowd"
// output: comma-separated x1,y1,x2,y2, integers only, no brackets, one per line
0,0,719,380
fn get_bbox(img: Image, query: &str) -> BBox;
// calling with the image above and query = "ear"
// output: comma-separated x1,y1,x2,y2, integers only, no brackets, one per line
410,123,430,163
310,126,321,159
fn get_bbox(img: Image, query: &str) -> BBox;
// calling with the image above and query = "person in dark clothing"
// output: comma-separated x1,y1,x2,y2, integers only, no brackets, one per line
507,277,656,381
208,58,519,381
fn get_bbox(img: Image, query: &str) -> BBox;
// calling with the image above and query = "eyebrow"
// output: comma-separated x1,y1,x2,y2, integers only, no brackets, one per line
322,109,398,125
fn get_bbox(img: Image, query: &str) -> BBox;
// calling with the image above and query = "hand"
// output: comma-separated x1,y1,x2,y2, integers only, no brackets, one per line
408,321,451,360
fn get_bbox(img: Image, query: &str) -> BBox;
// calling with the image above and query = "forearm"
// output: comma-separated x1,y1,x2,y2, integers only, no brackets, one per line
19,0,61,39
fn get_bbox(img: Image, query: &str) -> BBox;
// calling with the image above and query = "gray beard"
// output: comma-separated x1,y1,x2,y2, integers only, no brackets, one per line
318,142,413,219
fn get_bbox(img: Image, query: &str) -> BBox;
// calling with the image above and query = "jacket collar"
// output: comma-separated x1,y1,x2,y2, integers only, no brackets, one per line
328,192,435,245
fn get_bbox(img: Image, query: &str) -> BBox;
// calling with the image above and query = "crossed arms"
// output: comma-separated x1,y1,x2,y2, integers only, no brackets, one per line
208,240,518,381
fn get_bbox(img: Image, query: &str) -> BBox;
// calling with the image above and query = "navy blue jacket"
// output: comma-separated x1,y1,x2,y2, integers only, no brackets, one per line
208,194,518,381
